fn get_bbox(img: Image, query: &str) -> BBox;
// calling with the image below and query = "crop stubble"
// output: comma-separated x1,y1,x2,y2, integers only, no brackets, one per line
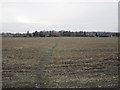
2,37,118,88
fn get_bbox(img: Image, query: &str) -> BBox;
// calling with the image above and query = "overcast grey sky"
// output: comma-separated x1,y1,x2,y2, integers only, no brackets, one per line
0,0,119,33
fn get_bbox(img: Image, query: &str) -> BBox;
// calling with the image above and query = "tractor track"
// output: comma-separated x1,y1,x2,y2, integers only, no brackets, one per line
35,38,60,88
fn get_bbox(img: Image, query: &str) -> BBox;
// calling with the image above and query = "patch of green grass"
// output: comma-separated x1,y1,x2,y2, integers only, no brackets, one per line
37,77,49,84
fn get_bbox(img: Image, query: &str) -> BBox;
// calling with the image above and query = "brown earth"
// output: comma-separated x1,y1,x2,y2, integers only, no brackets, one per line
2,37,119,88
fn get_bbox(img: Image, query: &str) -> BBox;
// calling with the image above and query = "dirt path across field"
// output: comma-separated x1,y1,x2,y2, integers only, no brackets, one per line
35,38,60,88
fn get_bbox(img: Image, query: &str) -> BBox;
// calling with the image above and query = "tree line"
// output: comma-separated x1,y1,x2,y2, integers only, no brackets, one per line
30,31,87,37
27,30,119,37
1,30,119,37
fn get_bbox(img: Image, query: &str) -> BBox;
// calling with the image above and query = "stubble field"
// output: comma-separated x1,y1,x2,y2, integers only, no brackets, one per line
2,37,119,88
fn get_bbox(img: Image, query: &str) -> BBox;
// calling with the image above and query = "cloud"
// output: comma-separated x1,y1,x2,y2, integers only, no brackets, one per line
0,1,118,32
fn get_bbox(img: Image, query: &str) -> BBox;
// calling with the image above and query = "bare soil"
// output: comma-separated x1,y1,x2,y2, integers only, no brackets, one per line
2,37,119,88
